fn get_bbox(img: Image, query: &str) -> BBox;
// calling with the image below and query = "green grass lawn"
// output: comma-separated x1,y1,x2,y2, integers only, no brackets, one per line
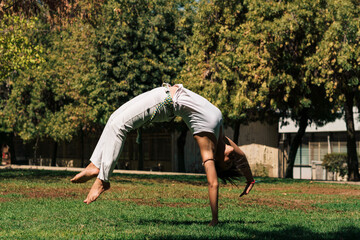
0,169,359,239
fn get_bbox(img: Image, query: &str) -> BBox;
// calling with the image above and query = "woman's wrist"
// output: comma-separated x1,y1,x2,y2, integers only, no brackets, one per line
247,179,255,184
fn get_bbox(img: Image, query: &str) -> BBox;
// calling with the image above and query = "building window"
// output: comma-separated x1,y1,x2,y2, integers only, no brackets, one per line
320,142,329,163
295,143,309,165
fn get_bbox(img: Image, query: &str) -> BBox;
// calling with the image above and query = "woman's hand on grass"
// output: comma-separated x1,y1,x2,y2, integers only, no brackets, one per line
208,219,218,226
240,181,255,197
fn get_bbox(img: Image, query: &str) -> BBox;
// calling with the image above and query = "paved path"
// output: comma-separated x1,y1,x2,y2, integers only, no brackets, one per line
312,180,360,185
0,164,205,176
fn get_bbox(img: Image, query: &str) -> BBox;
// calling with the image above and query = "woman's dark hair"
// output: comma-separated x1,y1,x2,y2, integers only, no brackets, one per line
215,156,246,185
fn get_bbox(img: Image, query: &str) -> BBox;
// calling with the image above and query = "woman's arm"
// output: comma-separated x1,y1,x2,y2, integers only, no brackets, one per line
226,137,254,182
238,154,255,184
194,133,219,226
204,160,219,226
225,137,255,196
238,156,255,197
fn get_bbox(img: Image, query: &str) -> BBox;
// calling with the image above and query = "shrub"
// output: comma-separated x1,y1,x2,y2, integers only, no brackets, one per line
322,153,348,177
252,163,269,177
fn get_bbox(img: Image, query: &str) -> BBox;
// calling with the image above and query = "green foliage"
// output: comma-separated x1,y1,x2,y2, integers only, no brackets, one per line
0,15,43,79
306,0,360,106
306,0,360,180
1,1,196,143
93,0,195,124
252,163,269,177
1,0,359,159
179,0,264,122
0,14,44,133
322,153,348,177
2,19,98,142
248,0,337,125
0,0,105,26
32,22,98,142
178,0,337,126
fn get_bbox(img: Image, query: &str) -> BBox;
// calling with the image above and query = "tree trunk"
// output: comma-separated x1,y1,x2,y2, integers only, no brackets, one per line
81,130,85,168
9,132,16,164
137,128,144,170
285,111,308,178
177,128,188,172
51,141,58,166
32,137,39,165
344,91,360,181
233,120,241,145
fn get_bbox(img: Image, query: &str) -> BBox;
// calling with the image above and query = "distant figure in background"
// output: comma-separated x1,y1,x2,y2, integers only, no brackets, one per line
1,144,11,166
71,83,255,226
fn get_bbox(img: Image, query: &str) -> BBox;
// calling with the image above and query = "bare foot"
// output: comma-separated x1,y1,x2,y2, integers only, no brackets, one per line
83,178,110,204
70,162,99,183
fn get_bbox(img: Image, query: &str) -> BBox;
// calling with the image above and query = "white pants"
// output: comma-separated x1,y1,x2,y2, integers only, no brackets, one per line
90,86,173,181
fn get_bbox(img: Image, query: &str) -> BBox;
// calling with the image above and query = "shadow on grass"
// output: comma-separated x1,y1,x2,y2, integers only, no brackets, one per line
130,219,264,226
0,169,74,179
144,225,360,240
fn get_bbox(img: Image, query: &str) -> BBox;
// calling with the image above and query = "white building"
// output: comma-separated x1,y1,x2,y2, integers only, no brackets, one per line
279,109,360,180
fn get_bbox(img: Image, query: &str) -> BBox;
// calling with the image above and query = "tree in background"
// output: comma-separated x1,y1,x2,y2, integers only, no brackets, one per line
0,0,195,168
249,0,338,178
179,0,274,145
0,1,101,164
0,15,44,120
306,0,360,181
1,0,358,178
0,14,44,162
2,21,98,164
179,0,341,179
0,0,105,26
5,23,96,139
93,0,194,124
94,0,195,169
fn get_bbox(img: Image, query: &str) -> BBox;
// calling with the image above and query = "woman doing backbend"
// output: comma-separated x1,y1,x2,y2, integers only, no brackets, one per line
71,84,255,226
